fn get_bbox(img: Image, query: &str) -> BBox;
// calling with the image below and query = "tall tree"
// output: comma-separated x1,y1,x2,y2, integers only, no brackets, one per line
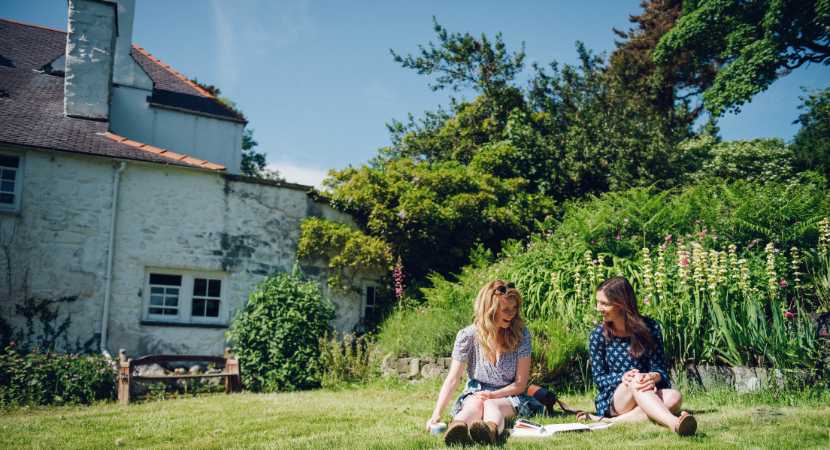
609,0,720,120
793,87,830,178
654,0,830,115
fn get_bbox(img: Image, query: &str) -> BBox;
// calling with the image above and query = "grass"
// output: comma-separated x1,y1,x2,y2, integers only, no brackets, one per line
2,378,830,449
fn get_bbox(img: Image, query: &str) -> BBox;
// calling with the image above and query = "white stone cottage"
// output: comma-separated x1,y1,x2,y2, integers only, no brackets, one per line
0,1,378,358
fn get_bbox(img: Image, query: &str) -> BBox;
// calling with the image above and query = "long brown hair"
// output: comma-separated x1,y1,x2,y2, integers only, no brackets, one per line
474,280,526,364
596,276,654,359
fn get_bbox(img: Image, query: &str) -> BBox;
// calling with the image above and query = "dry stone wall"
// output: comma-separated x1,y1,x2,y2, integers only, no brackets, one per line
380,357,465,382
379,355,791,394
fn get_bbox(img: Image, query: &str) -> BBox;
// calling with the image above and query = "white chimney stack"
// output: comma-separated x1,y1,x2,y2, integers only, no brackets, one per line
64,0,117,120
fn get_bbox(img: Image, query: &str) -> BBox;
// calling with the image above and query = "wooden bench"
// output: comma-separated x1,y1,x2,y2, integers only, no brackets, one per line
118,348,241,404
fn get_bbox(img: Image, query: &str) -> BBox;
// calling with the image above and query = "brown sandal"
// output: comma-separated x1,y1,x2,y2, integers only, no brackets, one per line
444,420,473,446
674,412,697,437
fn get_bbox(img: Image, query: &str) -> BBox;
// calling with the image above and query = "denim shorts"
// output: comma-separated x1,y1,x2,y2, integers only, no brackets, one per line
450,380,545,418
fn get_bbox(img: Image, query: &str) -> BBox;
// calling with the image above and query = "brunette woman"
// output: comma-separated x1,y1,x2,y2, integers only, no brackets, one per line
579,276,697,436
425,280,540,446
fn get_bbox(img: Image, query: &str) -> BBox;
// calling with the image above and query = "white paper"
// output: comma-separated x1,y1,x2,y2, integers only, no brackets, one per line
509,422,614,438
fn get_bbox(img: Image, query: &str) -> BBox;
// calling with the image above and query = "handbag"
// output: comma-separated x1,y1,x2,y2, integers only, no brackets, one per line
527,385,582,415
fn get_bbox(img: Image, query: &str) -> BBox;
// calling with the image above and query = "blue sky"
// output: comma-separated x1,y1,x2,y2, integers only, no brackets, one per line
3,0,828,186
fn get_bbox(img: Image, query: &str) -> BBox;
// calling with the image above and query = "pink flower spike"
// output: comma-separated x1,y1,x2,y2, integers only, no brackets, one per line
566,328,570,331
574,233,578,236
823,333,828,337
616,235,621,240
774,248,780,253
592,319,598,324
749,244,753,248
623,218,628,222
779,280,787,287
785,311,794,318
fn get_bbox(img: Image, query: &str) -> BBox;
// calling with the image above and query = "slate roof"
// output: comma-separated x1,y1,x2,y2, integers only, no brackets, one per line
0,18,230,170
131,45,246,122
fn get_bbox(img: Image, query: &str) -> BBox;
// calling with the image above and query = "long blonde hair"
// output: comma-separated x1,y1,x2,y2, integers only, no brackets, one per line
474,280,526,364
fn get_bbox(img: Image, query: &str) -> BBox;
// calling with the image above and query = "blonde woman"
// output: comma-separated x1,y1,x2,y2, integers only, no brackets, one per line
425,280,539,446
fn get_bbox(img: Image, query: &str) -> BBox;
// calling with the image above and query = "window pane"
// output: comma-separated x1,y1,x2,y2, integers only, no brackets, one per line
208,279,221,297
192,298,205,317
0,156,19,168
149,274,182,286
193,278,207,297
167,288,179,296
0,194,13,204
366,287,375,306
0,181,13,193
150,287,164,295
163,309,177,316
205,300,220,317
164,295,178,307
149,307,164,315
0,169,14,181
150,295,164,306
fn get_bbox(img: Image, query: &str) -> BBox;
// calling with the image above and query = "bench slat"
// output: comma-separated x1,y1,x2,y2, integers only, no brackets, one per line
133,373,231,379
131,355,227,366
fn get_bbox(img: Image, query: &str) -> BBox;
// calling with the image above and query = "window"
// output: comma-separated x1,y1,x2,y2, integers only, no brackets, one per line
362,280,379,321
142,269,228,326
0,154,22,213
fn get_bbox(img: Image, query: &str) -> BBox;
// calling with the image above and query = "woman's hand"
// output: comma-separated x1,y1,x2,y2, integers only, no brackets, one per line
425,412,442,431
473,390,500,401
621,369,639,386
631,372,657,393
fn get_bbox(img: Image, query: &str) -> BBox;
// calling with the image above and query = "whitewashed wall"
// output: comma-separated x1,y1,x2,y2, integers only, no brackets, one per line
0,147,372,357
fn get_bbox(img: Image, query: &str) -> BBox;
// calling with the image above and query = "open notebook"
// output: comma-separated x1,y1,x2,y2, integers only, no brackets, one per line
509,420,614,437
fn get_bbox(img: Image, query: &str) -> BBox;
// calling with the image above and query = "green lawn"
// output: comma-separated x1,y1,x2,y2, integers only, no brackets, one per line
2,379,829,449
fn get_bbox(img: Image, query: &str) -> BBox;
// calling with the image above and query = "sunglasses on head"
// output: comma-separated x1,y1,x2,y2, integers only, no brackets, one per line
495,283,515,294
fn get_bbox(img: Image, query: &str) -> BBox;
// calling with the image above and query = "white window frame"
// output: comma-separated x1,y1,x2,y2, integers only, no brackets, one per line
141,268,230,325
361,280,379,320
0,151,24,214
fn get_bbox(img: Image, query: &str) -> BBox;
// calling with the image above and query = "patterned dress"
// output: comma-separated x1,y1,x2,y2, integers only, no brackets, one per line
449,324,543,417
589,318,670,417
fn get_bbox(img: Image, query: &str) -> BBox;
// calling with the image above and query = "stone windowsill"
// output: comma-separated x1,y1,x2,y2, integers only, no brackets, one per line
140,320,228,329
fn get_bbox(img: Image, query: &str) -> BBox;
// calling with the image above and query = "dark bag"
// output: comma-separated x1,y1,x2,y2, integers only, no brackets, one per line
527,385,581,415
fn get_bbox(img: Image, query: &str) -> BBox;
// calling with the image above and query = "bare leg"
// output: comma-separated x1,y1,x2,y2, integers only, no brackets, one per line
482,398,514,434
454,397,484,427
630,382,683,429
580,388,683,424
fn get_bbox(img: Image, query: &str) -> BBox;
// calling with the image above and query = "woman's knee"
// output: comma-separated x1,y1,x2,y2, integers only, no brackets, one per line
661,389,683,413
463,397,485,414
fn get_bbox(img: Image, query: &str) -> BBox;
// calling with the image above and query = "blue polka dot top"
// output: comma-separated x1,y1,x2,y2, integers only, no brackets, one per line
589,318,670,417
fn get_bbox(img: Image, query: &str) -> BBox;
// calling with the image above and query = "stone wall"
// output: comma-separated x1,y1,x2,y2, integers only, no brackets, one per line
379,356,792,394
380,357,465,382
0,147,377,358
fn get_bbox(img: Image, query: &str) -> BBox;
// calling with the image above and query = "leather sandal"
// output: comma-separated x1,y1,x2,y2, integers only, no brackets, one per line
469,420,497,445
444,420,473,446
674,412,697,437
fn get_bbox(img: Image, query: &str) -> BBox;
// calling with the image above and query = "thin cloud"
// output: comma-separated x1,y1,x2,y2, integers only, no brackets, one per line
210,0,316,92
268,161,331,189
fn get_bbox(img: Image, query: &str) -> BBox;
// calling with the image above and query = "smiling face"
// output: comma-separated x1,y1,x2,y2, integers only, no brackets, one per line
493,296,518,329
596,289,623,324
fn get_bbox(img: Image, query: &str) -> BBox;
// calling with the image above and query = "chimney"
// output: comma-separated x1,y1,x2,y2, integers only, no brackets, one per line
112,0,151,89
64,0,118,120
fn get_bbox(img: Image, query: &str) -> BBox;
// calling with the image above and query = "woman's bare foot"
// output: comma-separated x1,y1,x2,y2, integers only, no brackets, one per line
576,412,606,422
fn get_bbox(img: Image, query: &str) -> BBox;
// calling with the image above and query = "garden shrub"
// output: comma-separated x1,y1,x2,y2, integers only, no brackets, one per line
0,347,115,407
376,274,474,357
227,267,334,392
317,332,381,388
